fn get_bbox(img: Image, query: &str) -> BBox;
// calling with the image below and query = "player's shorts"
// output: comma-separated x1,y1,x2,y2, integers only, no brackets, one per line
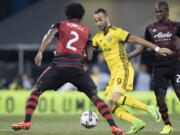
36,64,97,98
105,64,134,100
152,65,180,91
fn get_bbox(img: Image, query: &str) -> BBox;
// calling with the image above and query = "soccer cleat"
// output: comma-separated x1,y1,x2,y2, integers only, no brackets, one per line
111,126,125,135
126,119,146,134
147,106,161,122
160,125,173,134
11,122,31,130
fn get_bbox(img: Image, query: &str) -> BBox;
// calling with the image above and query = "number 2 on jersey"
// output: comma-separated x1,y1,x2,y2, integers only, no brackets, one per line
176,74,180,83
66,31,79,51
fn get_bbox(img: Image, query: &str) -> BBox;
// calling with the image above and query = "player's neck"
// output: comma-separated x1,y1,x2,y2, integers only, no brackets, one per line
103,24,111,35
158,18,169,23
68,19,80,23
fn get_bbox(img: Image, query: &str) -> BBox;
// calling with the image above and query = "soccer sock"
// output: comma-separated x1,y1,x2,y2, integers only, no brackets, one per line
93,98,117,127
111,105,137,123
117,96,148,111
159,106,171,126
24,91,41,122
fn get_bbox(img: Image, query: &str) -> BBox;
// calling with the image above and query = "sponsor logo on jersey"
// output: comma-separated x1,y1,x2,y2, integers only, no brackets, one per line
154,32,172,39
103,48,112,52
107,36,112,42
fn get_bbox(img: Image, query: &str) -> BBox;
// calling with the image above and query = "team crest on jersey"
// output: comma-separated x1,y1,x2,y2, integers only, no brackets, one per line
107,36,112,42
153,29,157,32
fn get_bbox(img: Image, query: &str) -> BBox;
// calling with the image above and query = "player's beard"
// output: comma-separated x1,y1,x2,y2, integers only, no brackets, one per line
99,25,106,31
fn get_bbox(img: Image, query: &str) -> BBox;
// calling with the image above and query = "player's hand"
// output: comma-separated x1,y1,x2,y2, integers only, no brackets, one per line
158,48,173,56
82,64,89,72
35,52,43,66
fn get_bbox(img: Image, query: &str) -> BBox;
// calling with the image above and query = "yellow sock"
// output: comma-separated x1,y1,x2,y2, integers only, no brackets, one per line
111,105,137,123
118,96,148,111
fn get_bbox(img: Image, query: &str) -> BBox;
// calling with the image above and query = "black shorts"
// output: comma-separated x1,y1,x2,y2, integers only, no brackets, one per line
36,65,97,97
152,65,180,90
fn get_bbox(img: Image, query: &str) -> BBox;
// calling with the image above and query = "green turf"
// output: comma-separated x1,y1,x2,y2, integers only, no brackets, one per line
0,114,179,135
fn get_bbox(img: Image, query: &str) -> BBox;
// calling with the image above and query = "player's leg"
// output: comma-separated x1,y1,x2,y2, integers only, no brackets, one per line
171,65,180,100
154,87,173,134
160,66,180,134
153,67,173,134
11,66,66,130
90,95,125,135
108,66,161,122
106,76,145,128
110,104,145,134
71,69,125,135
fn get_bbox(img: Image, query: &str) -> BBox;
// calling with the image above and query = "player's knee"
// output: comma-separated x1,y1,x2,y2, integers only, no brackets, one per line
107,100,114,109
89,95,99,103
111,92,123,105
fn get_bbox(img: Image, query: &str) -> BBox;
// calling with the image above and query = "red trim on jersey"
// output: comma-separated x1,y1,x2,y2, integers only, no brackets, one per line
157,42,176,46
37,66,51,83
149,26,177,32
54,57,82,61
56,65,82,69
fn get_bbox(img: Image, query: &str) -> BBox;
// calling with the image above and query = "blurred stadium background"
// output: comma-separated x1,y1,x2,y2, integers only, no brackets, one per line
0,0,180,135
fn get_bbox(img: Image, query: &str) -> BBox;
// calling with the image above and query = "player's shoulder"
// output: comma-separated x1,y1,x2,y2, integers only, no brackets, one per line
168,19,180,26
110,25,121,31
147,20,158,28
110,25,127,33
93,31,102,39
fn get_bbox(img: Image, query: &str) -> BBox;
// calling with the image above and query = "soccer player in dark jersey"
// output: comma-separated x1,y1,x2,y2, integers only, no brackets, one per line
11,3,124,135
128,1,180,134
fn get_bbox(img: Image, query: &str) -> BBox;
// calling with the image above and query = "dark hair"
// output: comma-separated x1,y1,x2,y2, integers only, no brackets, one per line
94,8,108,15
65,3,85,20
156,1,169,12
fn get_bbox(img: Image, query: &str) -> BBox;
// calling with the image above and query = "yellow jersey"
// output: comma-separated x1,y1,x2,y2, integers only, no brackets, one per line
92,26,130,74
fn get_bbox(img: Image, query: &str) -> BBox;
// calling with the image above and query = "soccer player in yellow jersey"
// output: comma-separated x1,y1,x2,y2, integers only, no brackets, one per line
92,8,173,134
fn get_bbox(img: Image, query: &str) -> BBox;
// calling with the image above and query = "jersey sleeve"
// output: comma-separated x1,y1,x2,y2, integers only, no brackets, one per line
85,33,93,48
144,26,151,41
92,35,99,48
116,28,130,42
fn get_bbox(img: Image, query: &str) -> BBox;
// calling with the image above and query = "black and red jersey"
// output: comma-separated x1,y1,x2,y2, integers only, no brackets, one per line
145,19,180,66
51,19,91,68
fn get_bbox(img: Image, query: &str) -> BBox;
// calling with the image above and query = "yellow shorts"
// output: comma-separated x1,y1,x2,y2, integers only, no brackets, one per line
105,64,134,100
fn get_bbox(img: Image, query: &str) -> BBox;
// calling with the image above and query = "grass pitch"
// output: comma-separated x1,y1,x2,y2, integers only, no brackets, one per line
0,114,179,135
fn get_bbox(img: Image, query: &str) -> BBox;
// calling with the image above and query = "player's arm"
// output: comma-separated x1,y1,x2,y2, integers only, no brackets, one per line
127,35,173,56
84,46,93,61
84,34,94,61
127,26,150,59
35,27,58,66
128,45,145,59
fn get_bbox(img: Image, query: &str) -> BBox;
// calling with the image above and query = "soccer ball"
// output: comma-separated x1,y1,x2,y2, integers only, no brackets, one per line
80,111,98,128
